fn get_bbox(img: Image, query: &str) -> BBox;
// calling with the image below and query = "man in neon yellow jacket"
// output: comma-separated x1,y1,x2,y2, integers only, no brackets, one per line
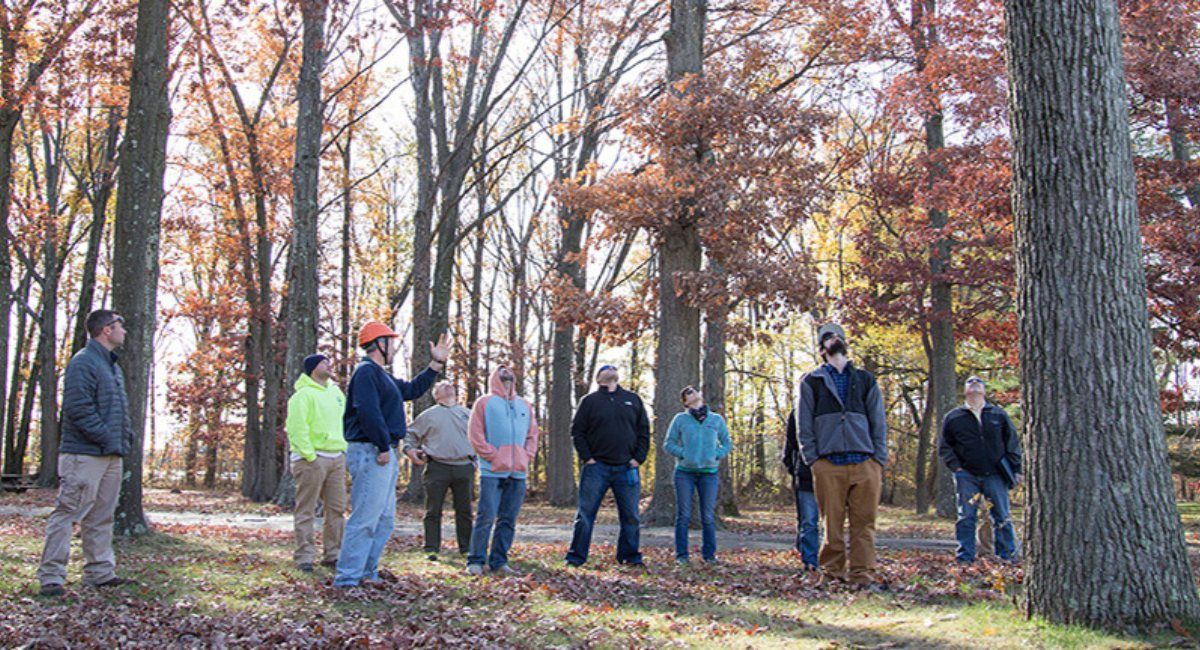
286,354,348,572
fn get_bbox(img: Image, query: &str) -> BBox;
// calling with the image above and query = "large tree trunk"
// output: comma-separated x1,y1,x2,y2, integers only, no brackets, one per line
1005,0,1200,628
275,0,329,508
111,0,172,537
643,0,706,527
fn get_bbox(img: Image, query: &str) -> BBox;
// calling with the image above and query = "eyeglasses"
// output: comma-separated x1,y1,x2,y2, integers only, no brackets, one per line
965,377,984,386
103,316,125,329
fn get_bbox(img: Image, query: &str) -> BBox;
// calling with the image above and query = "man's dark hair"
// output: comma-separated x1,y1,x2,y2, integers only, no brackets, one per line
86,310,122,338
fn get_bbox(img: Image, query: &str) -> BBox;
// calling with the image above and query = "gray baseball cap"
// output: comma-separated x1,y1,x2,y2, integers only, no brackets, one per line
817,323,846,347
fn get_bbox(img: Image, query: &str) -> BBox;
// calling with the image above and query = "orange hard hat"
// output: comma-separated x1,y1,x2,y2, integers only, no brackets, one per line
358,321,400,347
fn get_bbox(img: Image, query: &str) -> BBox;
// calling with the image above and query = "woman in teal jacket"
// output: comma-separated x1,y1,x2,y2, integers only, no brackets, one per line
664,386,732,564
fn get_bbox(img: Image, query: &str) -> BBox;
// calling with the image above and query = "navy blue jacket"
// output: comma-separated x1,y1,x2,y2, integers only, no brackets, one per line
60,339,132,456
343,359,439,453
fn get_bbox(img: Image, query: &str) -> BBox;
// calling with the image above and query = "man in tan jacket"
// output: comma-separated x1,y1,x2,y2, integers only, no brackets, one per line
406,382,476,561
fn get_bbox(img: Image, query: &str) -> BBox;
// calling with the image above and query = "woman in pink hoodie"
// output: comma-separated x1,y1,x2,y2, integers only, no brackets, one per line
466,366,539,576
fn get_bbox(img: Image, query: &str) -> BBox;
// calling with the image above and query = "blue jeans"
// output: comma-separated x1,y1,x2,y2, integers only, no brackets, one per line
674,470,719,561
794,488,820,569
565,462,642,565
334,442,399,586
954,470,1017,562
467,476,526,570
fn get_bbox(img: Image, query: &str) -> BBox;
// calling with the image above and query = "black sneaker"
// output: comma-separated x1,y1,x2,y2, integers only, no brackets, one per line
320,559,338,569
298,563,314,573
426,554,438,562
39,584,65,597
94,576,135,588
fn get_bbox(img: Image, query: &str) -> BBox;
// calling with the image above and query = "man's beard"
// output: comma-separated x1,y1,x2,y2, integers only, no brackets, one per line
825,340,848,358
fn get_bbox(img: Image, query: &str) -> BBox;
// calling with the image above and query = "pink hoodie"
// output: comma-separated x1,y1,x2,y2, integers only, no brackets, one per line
468,368,539,478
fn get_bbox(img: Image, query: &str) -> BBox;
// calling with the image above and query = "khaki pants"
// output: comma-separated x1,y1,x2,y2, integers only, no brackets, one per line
293,454,348,564
812,458,882,584
37,453,123,587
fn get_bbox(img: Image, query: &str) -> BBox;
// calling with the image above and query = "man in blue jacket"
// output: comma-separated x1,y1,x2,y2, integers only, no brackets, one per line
938,376,1023,563
333,322,451,588
37,310,134,597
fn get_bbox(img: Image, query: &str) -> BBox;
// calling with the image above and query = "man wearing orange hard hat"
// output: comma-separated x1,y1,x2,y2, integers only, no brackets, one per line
333,321,452,588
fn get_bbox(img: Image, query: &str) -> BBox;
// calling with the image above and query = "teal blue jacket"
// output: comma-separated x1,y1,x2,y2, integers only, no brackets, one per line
664,411,732,472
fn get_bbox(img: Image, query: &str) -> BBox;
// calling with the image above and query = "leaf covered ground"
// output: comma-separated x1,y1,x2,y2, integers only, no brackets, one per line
1,501,1194,648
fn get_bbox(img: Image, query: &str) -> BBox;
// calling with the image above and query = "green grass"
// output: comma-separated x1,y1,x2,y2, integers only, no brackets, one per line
0,510,1189,648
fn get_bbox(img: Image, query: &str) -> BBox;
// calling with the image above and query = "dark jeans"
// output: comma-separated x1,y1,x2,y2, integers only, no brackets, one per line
468,476,526,570
674,470,719,561
794,488,820,569
422,460,475,554
565,462,642,566
954,470,1017,562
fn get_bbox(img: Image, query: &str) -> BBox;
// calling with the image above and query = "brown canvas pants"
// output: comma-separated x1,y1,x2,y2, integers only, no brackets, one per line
811,458,882,584
37,454,123,587
293,454,348,564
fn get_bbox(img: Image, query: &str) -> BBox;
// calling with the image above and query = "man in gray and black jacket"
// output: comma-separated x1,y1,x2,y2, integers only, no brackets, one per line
797,323,888,586
37,309,135,597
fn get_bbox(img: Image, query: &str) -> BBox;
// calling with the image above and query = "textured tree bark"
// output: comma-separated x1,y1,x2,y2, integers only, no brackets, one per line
276,0,329,508
3,277,33,476
35,125,64,488
644,0,707,526
548,205,587,506
70,112,120,357
0,115,17,476
703,266,738,517
1005,0,1200,628
112,0,172,536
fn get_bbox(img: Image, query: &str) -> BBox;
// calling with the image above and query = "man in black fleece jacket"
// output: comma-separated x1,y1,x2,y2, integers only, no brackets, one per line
938,376,1022,563
565,364,651,567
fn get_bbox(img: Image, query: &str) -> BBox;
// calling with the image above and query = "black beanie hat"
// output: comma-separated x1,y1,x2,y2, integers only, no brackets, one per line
303,354,327,376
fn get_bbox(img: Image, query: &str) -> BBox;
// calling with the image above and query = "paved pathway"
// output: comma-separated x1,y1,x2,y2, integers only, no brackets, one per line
0,504,957,552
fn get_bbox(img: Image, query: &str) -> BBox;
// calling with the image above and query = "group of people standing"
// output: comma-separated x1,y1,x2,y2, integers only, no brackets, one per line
781,323,1023,585
35,311,1023,597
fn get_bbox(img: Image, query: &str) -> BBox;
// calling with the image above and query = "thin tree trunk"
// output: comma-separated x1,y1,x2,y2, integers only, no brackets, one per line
466,227,485,404
71,111,121,356
703,266,738,517
0,114,18,472
204,412,219,489
3,274,33,475
1005,0,1200,627
111,0,172,536
339,130,354,371
35,124,64,488
184,408,200,488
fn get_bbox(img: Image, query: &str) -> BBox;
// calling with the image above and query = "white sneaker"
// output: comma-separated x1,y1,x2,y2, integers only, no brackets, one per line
493,565,520,576
466,564,486,576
